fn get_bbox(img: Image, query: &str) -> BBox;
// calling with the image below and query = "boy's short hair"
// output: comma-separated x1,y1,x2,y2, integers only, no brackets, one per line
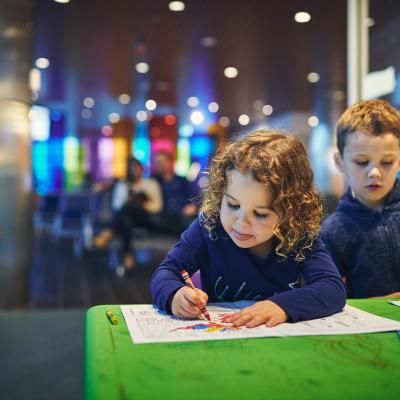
336,99,400,156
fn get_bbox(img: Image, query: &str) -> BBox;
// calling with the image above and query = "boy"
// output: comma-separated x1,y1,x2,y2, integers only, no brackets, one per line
320,99,400,298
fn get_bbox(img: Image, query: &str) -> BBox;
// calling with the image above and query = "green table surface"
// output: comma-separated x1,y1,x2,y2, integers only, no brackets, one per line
85,300,400,400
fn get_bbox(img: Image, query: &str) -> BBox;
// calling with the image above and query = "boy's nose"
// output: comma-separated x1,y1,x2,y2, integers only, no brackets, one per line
368,166,381,178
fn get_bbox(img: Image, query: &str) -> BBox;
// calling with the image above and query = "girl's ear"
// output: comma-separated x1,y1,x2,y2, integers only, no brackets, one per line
333,152,345,173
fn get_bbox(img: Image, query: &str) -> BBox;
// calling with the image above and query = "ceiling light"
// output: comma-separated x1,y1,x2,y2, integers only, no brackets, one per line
262,105,273,116
238,114,250,125
53,0,70,3
108,113,120,124
224,67,238,78
83,97,95,108
136,111,147,121
308,115,319,127
200,36,217,47
169,1,185,12
208,102,219,113
35,58,50,69
219,117,230,127
81,109,92,120
118,94,131,104
145,99,157,110
187,96,199,107
190,111,204,125
101,125,113,136
294,12,311,23
307,72,320,83
135,62,149,74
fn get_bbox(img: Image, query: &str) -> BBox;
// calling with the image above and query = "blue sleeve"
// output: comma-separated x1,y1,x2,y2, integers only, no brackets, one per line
268,237,346,322
150,217,208,311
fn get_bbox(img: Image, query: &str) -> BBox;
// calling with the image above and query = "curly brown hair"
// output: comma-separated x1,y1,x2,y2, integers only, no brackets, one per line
200,129,322,261
337,99,400,156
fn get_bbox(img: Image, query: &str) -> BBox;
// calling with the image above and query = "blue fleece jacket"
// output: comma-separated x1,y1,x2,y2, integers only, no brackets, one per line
151,215,346,322
320,180,400,298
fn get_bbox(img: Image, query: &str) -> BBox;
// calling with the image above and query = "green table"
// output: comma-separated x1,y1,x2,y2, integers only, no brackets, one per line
85,300,400,400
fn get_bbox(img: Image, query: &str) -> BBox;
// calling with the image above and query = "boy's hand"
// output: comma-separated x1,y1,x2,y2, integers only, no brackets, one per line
371,291,400,299
222,300,288,328
171,286,209,318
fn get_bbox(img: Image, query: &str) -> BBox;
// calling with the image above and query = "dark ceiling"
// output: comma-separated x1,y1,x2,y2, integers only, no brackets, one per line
33,0,347,130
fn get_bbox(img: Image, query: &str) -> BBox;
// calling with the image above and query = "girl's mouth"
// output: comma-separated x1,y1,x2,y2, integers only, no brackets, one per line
232,230,253,241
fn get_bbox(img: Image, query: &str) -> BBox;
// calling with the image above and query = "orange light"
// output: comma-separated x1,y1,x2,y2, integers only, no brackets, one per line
164,114,176,126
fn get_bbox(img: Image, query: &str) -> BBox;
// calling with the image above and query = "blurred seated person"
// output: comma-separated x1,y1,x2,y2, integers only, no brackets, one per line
152,151,198,235
94,157,162,269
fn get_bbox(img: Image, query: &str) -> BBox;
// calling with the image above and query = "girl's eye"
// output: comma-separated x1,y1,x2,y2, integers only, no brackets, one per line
227,202,240,210
382,161,394,166
254,211,267,219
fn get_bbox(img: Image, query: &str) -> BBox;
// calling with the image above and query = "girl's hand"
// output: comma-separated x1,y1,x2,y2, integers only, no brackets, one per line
171,286,209,318
222,300,288,328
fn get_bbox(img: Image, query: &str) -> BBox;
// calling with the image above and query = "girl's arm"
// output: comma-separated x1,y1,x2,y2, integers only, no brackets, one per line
267,237,346,322
150,217,208,312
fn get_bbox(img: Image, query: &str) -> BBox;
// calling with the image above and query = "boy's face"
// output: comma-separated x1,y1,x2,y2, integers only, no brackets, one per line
220,169,279,258
334,131,400,210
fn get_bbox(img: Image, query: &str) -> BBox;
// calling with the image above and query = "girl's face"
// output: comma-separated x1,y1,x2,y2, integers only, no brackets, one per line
220,169,279,258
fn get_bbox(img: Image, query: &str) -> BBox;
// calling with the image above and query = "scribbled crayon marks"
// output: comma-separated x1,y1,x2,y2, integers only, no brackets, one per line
170,322,240,333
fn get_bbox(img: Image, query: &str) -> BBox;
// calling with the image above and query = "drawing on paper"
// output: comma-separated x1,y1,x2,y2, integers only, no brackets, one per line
120,303,400,344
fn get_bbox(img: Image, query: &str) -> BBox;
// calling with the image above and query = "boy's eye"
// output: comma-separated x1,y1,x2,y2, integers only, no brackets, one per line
254,211,267,219
382,161,394,166
354,160,368,166
227,202,240,210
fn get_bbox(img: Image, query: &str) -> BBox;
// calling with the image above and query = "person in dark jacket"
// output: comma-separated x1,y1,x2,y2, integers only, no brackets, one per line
320,99,400,298
151,130,346,327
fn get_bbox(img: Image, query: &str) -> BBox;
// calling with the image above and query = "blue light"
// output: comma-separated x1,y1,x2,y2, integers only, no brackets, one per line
51,109,62,122
191,136,213,157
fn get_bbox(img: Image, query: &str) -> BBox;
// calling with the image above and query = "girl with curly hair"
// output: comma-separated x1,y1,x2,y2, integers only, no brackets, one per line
151,130,345,327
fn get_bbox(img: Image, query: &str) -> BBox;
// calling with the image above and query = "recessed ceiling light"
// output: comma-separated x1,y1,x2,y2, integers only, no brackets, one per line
308,115,319,127
83,97,95,108
108,113,120,124
135,62,149,74
187,96,199,107
118,94,131,104
262,105,273,116
190,111,204,125
53,0,70,3
238,114,250,125
145,99,157,111
208,102,219,113
169,1,185,12
224,67,238,78
35,58,50,69
219,116,230,127
294,12,311,23
200,36,217,47
307,72,320,83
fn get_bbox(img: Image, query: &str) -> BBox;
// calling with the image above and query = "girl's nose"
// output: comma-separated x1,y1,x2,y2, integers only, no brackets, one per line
236,212,251,227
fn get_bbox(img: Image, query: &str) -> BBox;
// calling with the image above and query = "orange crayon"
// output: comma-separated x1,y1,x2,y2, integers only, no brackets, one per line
180,269,211,321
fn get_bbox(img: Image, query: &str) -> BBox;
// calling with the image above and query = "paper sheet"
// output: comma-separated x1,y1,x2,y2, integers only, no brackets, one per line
120,302,400,344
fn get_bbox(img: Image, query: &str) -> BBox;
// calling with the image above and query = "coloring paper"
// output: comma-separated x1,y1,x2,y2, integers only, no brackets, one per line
120,302,400,344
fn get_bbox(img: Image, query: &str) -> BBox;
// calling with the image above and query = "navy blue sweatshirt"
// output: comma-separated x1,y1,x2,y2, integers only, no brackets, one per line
320,180,400,298
151,215,346,322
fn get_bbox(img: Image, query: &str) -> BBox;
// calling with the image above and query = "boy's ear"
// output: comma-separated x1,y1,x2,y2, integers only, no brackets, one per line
333,151,345,173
